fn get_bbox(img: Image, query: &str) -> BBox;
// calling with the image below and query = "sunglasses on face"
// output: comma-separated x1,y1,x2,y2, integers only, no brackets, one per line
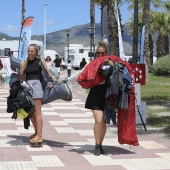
96,52,105,56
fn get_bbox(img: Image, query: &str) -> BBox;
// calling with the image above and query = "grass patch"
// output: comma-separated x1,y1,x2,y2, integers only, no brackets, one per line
141,74,170,136
141,74,170,105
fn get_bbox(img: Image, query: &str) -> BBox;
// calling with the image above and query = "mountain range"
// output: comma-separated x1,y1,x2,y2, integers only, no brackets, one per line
0,23,156,57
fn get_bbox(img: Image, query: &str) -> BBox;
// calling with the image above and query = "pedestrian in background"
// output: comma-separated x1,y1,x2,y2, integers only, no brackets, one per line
104,102,117,125
66,59,72,77
3,51,16,84
53,54,62,75
79,58,87,70
45,56,54,70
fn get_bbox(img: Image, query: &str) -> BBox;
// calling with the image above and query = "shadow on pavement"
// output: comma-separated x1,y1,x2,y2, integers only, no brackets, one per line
7,135,70,148
68,144,135,155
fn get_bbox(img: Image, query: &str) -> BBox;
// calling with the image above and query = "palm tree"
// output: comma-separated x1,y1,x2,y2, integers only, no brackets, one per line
94,0,125,56
154,12,170,58
126,11,156,68
127,0,163,73
21,0,26,25
127,0,150,68
125,12,143,34
163,0,170,56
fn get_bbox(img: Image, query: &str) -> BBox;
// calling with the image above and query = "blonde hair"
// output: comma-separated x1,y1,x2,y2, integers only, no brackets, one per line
21,44,39,72
97,40,107,53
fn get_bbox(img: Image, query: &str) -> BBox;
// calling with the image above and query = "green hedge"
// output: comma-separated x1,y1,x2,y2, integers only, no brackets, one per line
152,55,170,76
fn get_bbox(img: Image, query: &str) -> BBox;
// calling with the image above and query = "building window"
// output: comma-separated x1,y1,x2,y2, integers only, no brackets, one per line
5,48,10,56
69,55,74,60
79,49,84,53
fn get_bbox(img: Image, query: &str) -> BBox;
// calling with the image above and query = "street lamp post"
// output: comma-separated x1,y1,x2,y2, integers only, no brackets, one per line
65,29,71,61
87,27,94,61
44,3,49,51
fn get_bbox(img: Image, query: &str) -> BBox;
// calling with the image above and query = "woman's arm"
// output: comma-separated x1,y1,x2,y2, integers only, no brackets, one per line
51,61,54,66
20,62,25,76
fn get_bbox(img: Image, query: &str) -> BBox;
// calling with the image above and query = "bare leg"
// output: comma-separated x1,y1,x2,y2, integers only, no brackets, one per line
92,110,106,145
30,98,43,142
30,114,37,139
101,121,106,144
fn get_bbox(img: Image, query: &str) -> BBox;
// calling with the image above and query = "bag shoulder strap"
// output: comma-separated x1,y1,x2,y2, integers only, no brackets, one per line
40,59,51,82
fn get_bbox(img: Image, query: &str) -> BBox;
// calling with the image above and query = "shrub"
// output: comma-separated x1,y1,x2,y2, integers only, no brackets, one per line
152,55,170,76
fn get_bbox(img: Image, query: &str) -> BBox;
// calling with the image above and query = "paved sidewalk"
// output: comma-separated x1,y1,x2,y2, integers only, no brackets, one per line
0,70,170,170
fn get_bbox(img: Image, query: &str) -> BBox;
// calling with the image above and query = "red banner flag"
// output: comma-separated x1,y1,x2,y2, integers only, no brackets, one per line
130,64,146,85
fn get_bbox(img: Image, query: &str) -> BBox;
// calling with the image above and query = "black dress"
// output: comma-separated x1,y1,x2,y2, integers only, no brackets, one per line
85,83,107,111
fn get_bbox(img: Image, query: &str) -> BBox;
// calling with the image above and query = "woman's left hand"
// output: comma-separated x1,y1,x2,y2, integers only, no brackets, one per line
104,59,114,66
51,76,57,82
108,60,114,66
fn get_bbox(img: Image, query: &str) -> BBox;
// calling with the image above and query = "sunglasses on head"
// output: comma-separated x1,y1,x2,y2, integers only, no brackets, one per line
96,52,105,56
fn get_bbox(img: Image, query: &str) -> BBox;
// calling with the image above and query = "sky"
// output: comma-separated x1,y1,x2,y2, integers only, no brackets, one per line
0,0,131,37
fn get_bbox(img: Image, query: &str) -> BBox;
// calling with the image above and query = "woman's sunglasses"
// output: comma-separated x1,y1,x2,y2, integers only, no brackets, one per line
96,52,105,56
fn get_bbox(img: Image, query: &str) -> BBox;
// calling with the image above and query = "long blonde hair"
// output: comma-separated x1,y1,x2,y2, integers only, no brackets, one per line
20,44,39,73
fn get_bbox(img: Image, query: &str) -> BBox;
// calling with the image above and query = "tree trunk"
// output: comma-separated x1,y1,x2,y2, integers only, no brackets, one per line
148,34,153,72
90,0,95,54
21,0,25,25
100,0,107,38
142,0,150,81
163,35,169,56
143,0,150,67
156,34,163,58
107,0,119,56
90,0,94,28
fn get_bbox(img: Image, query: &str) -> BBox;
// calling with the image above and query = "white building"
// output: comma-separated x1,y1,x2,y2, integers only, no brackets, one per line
0,39,64,75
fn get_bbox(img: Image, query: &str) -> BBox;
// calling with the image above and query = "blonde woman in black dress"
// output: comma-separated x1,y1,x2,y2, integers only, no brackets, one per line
85,41,113,155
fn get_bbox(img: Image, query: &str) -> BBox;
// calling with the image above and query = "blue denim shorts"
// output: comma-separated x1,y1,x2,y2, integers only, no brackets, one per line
27,80,43,99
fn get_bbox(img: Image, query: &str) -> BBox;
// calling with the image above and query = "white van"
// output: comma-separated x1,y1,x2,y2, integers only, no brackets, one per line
64,44,92,69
